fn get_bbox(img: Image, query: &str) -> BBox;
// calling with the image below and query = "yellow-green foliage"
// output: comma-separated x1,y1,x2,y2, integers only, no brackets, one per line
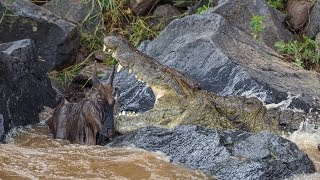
251,15,264,40
266,0,287,10
275,36,320,71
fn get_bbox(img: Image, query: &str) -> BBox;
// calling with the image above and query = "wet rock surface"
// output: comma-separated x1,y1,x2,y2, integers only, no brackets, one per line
115,12,320,113
0,0,80,71
108,125,315,180
0,39,56,142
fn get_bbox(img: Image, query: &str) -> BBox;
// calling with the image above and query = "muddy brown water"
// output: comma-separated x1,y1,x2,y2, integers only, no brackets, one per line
1,121,320,180
0,125,211,180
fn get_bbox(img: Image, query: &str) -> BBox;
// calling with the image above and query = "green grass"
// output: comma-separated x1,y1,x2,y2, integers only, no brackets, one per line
196,1,213,14
275,36,320,70
251,15,264,40
129,18,163,47
266,0,287,10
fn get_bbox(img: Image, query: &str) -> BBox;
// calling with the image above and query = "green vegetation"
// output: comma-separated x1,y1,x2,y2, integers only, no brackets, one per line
275,36,320,71
196,1,213,14
129,18,163,47
266,0,287,10
251,15,264,40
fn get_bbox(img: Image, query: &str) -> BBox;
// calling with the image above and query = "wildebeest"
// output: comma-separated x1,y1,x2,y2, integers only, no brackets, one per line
47,62,115,145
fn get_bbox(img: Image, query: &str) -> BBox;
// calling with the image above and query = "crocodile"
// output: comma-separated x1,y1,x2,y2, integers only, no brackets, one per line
103,35,307,134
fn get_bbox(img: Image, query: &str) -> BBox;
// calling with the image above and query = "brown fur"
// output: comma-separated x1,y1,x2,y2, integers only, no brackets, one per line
47,64,115,145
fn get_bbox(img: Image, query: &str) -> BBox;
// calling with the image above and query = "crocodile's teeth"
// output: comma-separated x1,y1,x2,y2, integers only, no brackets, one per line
117,64,123,72
103,45,107,52
118,112,121,116
112,51,116,58
129,69,132,74
121,111,126,116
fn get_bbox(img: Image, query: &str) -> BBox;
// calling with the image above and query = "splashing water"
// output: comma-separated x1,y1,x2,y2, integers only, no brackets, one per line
284,119,320,180
0,124,211,180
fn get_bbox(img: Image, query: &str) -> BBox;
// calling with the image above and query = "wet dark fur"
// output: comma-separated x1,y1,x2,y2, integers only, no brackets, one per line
47,65,115,145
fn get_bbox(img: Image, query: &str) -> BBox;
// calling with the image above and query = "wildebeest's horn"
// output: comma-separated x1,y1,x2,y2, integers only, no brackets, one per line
92,60,100,84
107,65,115,86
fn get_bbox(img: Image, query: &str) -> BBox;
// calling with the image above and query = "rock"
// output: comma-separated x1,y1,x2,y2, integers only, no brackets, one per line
304,0,320,38
117,12,320,114
0,114,4,140
43,0,103,34
150,4,181,26
153,4,181,17
287,0,313,31
0,0,80,71
129,0,158,16
0,39,57,142
108,125,315,179
113,69,155,113
173,0,199,8
212,0,292,49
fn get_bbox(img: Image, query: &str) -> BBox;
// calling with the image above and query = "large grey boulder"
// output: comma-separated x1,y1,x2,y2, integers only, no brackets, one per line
0,39,56,142
304,0,320,38
108,126,315,179
212,0,292,49
115,12,320,114
0,0,80,71
43,0,103,34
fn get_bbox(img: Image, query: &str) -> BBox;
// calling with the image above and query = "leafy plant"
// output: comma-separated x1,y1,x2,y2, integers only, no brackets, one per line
266,0,287,10
196,1,213,14
251,15,264,40
275,36,320,70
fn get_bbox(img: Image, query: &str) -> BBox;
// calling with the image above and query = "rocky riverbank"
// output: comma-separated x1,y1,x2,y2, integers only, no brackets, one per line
1,0,320,179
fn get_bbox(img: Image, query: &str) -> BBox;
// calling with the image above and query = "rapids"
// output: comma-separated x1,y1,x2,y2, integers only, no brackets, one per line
284,120,320,180
0,124,211,179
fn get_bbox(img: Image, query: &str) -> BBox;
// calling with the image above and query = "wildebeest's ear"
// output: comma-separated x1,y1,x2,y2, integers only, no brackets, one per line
106,65,115,87
92,60,101,86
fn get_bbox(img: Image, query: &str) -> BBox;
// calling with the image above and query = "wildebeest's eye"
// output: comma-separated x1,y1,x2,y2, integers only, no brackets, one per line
97,99,103,103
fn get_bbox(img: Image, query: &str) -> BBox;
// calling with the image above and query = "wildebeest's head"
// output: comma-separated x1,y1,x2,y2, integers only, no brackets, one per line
91,61,116,142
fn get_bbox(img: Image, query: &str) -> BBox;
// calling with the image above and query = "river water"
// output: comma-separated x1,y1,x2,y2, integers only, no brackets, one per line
0,124,211,179
1,119,320,180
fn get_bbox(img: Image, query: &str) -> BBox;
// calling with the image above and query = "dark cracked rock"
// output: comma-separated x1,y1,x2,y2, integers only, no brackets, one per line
212,0,292,49
108,125,315,180
0,39,56,142
43,0,103,34
0,0,80,71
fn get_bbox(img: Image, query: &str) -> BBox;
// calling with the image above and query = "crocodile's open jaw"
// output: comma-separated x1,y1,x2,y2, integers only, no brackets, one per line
103,43,177,106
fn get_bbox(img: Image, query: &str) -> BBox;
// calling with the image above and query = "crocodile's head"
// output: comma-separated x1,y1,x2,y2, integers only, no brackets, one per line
103,36,298,134
104,36,134,68
104,36,200,103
